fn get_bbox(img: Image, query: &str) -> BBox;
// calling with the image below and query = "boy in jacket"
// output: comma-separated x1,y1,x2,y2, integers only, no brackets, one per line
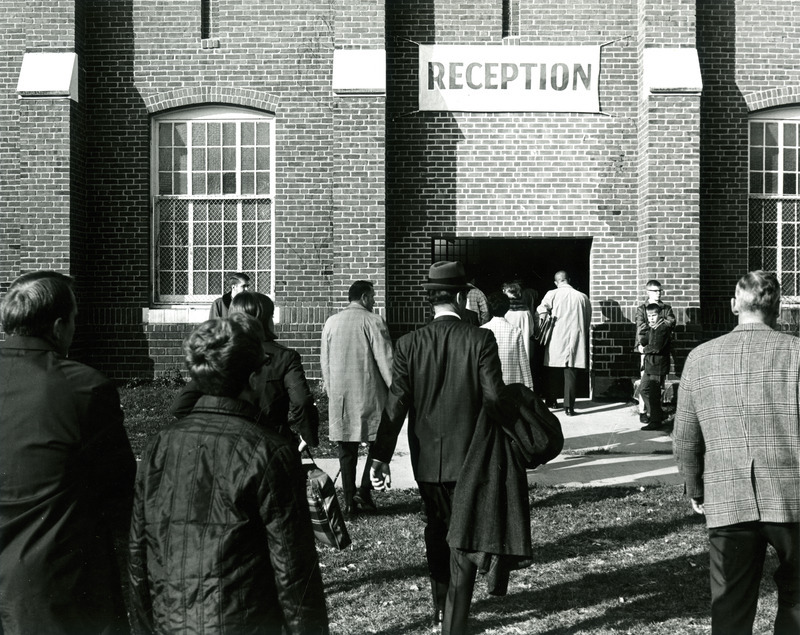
638,303,672,430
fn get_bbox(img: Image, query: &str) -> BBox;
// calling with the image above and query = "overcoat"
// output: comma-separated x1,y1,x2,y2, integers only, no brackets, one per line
674,323,800,528
537,283,591,369
320,303,394,442
447,383,563,595
0,336,135,635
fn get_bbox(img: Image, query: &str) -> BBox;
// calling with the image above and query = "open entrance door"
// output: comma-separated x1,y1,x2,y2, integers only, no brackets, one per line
432,236,593,397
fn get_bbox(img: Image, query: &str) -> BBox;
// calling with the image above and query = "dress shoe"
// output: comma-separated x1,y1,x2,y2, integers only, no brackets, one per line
565,407,575,416
639,413,650,424
640,421,662,431
353,490,377,512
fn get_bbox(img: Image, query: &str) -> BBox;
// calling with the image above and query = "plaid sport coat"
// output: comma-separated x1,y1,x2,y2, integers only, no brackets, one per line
674,323,800,528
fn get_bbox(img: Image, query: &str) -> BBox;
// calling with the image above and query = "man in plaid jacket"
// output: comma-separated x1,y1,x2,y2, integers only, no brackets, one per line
674,270,800,635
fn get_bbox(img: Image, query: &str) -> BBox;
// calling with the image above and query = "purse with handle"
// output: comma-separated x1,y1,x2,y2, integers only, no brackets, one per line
304,448,351,550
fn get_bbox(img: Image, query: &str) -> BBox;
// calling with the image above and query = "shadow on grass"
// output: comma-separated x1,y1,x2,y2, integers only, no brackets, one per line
467,552,712,634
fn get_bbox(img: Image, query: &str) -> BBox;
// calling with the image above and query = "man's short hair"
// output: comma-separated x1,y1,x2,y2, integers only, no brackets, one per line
348,280,374,302
184,313,265,398
230,291,275,337
0,271,75,337
554,271,569,283
645,303,662,314
227,272,250,288
645,279,662,289
735,270,781,318
487,292,510,318
427,289,457,307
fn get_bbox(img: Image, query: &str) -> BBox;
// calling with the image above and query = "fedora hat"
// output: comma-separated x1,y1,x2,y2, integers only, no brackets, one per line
423,261,469,291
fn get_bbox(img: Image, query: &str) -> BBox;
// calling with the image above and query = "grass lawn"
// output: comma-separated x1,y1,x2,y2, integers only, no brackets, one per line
119,382,781,634
323,486,781,635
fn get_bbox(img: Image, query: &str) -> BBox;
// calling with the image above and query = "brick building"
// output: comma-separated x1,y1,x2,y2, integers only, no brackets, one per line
2,0,800,396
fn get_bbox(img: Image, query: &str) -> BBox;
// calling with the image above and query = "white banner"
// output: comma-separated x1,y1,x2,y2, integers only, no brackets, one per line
418,45,601,113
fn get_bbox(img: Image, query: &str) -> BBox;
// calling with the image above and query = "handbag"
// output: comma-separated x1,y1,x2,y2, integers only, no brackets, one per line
304,449,351,550
537,313,556,347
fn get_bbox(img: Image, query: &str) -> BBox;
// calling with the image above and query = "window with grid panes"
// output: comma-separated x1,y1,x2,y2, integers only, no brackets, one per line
749,107,800,302
152,106,273,304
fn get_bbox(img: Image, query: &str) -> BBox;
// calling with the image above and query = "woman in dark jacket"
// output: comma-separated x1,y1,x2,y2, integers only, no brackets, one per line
129,313,329,634
170,291,320,448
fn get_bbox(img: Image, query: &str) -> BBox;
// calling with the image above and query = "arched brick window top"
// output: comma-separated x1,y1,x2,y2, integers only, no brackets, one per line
747,88,800,114
144,87,279,115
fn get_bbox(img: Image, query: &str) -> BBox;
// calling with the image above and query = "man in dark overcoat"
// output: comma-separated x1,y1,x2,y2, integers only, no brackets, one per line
370,261,505,635
0,271,136,634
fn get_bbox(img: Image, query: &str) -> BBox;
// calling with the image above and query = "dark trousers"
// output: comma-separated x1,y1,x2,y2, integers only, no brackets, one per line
640,373,664,423
417,481,478,635
546,366,578,408
708,521,800,635
336,441,373,505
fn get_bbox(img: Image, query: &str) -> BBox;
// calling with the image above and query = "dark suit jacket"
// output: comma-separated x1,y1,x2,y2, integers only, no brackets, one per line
372,314,505,482
0,336,136,634
639,322,671,376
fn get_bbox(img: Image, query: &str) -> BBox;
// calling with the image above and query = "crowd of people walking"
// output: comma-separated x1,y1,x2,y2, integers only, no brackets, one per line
0,265,798,634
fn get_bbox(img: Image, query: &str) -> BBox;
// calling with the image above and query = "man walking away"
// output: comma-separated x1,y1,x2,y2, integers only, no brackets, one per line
674,270,800,635
370,261,505,634
321,280,394,516
536,271,591,416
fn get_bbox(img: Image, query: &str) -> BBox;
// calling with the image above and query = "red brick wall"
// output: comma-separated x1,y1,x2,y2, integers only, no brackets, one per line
6,0,800,390
386,0,700,393
697,0,800,338
70,0,385,379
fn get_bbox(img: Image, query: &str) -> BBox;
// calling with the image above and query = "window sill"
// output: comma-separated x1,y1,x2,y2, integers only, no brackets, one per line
144,307,210,324
143,306,282,324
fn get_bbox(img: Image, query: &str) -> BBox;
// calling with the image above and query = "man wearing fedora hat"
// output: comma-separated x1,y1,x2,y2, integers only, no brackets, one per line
369,261,505,634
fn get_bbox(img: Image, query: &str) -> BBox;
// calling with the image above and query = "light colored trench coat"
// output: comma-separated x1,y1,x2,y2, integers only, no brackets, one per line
536,283,591,369
320,303,394,442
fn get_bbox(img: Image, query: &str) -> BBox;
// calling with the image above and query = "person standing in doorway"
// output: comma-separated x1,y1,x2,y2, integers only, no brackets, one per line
536,271,591,416
321,280,394,516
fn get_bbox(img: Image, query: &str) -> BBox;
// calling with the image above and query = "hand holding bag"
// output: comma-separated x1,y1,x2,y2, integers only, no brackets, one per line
304,449,351,550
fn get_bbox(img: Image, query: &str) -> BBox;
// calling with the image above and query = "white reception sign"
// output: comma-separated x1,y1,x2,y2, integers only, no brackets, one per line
419,45,601,113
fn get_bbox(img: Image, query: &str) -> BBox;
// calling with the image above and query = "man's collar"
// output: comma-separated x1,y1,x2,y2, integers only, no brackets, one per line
0,334,59,353
434,309,461,320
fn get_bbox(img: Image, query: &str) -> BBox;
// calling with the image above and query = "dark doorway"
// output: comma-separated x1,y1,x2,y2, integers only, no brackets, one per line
431,236,593,397
432,236,592,301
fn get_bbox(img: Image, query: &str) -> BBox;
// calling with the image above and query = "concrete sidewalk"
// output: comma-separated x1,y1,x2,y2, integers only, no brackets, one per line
310,398,683,491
